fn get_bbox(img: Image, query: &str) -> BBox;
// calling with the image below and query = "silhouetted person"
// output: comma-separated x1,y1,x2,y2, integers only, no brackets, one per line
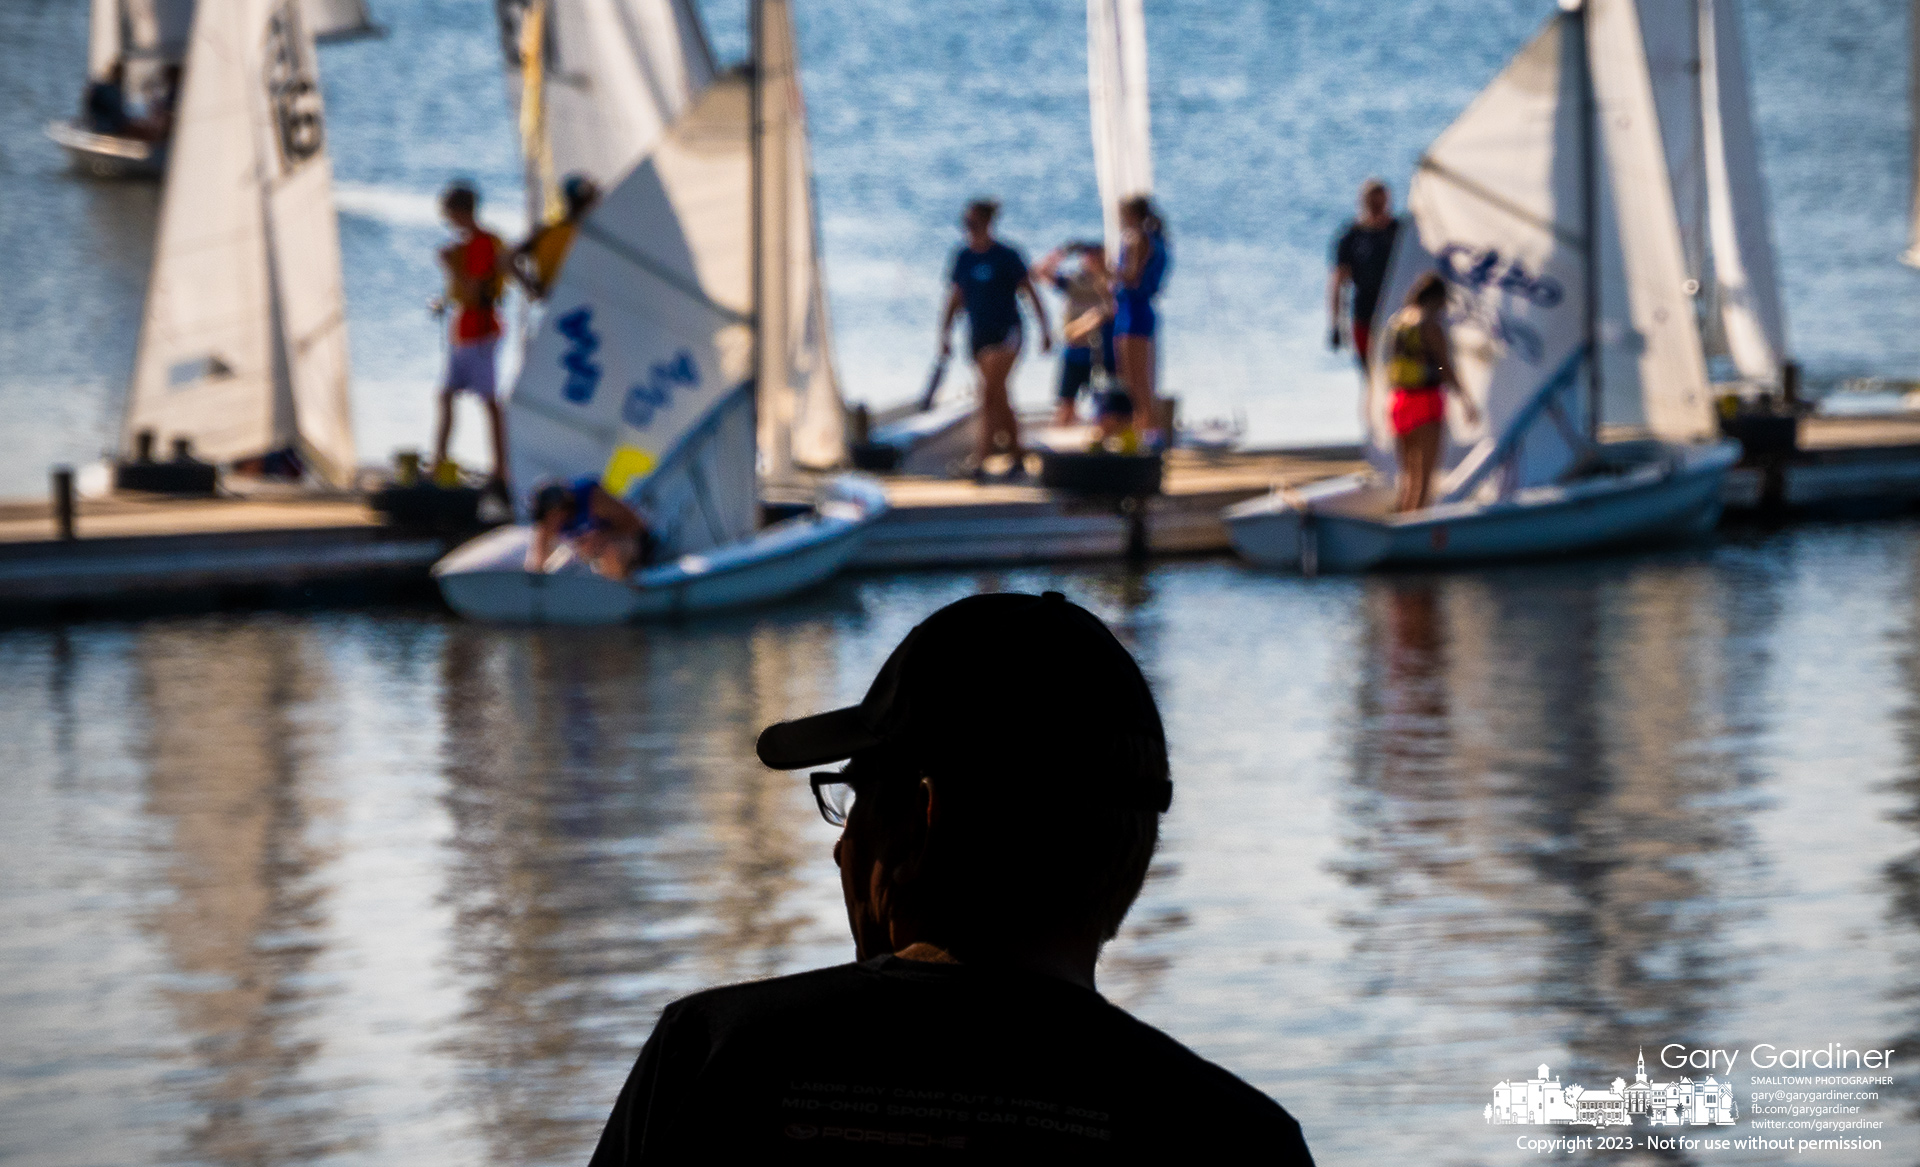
1328,179,1400,376
938,199,1052,480
587,591,1317,1163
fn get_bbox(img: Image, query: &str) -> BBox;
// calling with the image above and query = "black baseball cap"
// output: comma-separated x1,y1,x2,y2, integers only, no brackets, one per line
756,591,1173,812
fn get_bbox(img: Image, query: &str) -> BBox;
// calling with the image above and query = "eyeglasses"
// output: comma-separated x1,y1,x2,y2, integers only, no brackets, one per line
810,770,858,827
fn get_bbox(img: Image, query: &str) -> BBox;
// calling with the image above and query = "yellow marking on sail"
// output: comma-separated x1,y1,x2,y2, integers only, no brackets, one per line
602,445,657,496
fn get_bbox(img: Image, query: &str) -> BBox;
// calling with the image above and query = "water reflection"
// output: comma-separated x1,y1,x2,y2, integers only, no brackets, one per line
427,616,851,1162
7,546,1920,1166
133,622,354,1163
1337,563,1772,1154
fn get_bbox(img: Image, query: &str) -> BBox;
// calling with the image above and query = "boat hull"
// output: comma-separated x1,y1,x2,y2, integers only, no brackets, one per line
46,120,165,179
432,475,888,624
1224,441,1739,572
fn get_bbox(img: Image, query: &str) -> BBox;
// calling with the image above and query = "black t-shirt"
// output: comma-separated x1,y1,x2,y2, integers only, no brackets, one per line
1333,218,1400,327
588,955,1314,1163
949,242,1029,346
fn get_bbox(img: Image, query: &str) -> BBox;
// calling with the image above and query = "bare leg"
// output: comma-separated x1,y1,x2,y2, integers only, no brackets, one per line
1116,335,1155,437
974,343,1022,464
1395,431,1416,513
484,397,509,491
433,391,455,470
1404,423,1442,511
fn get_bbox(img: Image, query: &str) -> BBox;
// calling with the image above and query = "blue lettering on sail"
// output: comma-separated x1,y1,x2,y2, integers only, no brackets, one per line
622,350,701,429
556,308,601,403
1436,244,1563,308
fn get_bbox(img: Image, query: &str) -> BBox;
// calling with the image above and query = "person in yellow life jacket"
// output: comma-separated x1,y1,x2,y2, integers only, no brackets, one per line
1384,272,1478,513
513,174,600,300
433,181,511,495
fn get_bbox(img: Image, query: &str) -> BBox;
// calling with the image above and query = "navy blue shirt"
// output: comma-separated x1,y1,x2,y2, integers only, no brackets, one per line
1333,219,1400,327
588,955,1314,1163
949,242,1029,348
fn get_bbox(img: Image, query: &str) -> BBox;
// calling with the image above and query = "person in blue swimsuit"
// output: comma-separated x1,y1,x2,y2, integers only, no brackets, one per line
1112,195,1170,446
529,477,654,579
938,199,1052,479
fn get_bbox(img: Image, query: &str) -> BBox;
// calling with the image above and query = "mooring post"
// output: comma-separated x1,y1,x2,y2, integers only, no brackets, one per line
51,466,75,541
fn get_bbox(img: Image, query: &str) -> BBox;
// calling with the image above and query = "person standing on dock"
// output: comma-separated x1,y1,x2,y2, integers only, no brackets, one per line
432,182,510,497
1385,273,1476,512
1033,241,1116,426
938,199,1052,481
1113,195,1171,449
586,591,1316,1162
1328,178,1400,378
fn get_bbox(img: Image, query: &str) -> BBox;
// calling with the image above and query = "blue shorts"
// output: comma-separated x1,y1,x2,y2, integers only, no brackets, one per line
1058,348,1097,401
1113,297,1156,339
969,320,1021,357
443,337,500,400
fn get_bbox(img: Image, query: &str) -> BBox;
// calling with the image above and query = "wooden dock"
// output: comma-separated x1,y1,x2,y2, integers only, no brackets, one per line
0,492,447,617
7,413,1920,619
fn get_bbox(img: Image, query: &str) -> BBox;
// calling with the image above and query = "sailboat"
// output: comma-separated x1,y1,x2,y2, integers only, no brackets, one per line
1087,0,1152,265
493,0,714,229
48,0,378,179
433,0,886,624
1226,0,1740,573
115,0,357,489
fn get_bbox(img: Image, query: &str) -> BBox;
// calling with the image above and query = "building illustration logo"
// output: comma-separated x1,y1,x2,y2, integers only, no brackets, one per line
1487,1050,1738,1127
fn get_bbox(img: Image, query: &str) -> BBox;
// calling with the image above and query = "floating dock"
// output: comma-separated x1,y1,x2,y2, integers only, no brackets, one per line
8,414,1920,620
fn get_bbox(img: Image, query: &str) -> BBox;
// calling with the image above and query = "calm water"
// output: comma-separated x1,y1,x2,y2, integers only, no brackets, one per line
4,530,1920,1165
2,0,1920,495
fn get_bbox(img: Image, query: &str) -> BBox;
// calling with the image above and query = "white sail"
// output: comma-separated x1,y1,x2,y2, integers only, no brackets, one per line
89,0,122,80
507,75,757,555
754,0,845,480
302,0,379,41
1700,0,1788,382
125,0,357,485
124,0,195,61
498,0,715,225
1369,17,1591,494
1590,0,1715,441
1638,0,1708,292
1086,0,1152,258
1909,0,1920,266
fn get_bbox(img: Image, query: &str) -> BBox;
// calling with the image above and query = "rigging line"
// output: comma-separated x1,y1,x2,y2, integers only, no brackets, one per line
1417,156,1588,250
578,219,752,325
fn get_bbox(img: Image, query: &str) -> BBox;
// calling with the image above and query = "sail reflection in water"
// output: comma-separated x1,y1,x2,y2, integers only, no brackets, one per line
5,541,1920,1164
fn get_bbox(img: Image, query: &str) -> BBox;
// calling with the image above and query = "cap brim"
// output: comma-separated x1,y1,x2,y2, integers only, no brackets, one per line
756,706,885,770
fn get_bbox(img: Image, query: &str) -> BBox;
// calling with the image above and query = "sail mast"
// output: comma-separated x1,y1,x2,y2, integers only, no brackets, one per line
749,0,766,487
1577,0,1600,438
1906,0,1920,265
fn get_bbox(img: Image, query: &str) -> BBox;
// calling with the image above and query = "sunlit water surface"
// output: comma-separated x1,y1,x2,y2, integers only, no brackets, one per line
5,528,1920,1165
3,0,1920,494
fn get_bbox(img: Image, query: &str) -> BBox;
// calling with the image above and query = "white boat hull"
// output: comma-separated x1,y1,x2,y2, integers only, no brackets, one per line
432,475,888,624
46,120,165,179
1224,441,1740,573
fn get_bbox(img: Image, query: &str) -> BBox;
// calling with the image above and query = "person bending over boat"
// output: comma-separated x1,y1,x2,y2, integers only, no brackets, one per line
1113,195,1170,448
587,591,1316,1162
1033,242,1116,426
528,478,654,580
513,174,599,301
81,63,132,135
938,199,1052,481
433,182,510,497
1385,273,1477,512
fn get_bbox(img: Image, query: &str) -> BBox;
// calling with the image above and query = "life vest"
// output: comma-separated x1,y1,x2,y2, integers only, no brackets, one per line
447,231,507,310
524,220,580,294
1386,311,1441,389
